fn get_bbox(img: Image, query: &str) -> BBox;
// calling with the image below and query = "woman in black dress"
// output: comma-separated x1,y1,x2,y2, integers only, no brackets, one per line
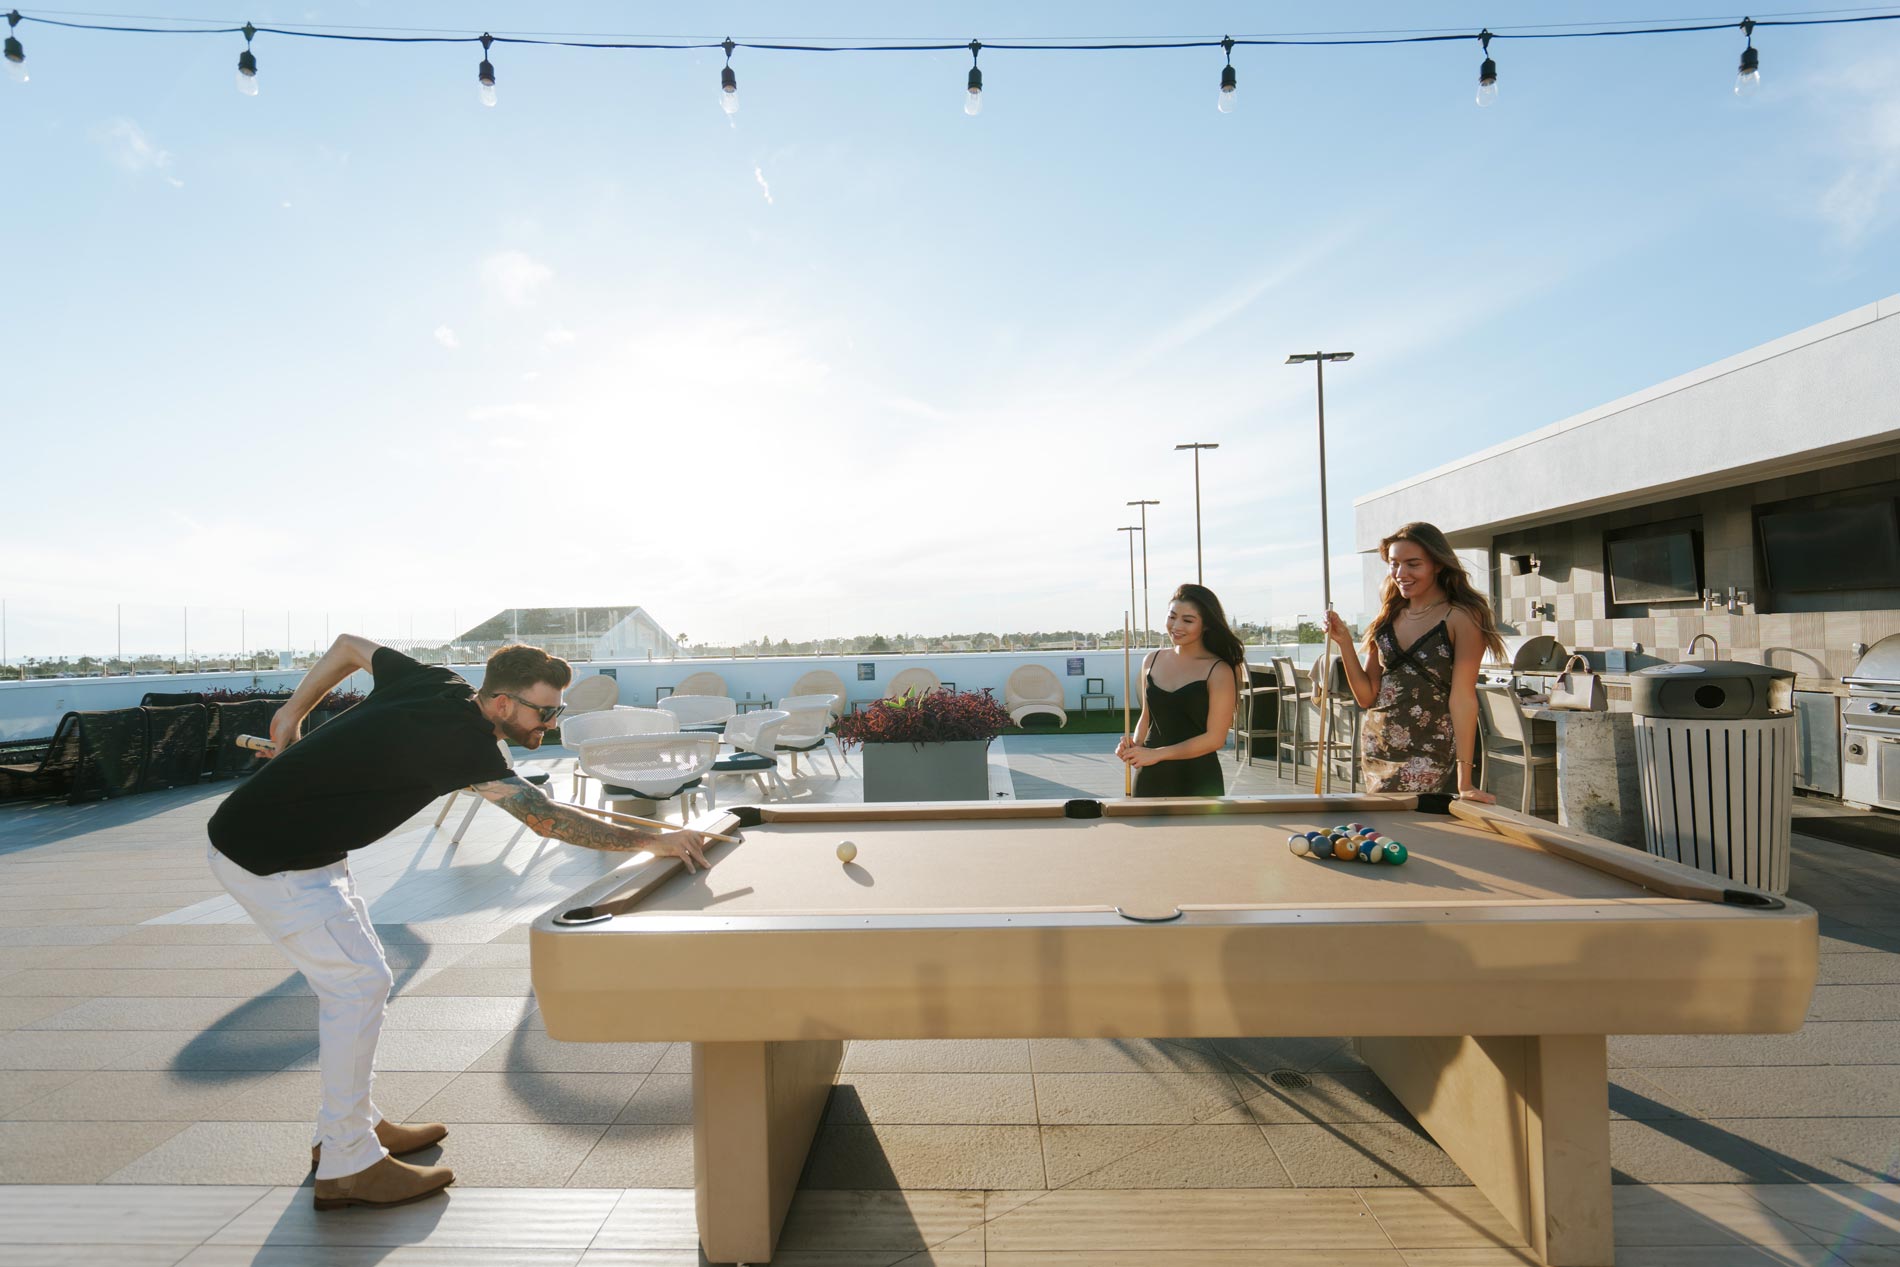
1116,583,1245,796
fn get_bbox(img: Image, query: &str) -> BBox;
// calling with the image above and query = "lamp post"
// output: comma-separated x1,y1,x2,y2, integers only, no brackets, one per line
1173,443,1219,584
1116,526,1141,651
1286,351,1355,794
1127,499,1159,645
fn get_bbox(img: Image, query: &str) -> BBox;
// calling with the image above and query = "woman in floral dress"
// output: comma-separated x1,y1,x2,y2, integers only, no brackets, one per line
1325,522,1505,798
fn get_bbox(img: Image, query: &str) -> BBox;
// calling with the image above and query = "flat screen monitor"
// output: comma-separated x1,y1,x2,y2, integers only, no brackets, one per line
1759,499,1900,593
1607,531,1700,605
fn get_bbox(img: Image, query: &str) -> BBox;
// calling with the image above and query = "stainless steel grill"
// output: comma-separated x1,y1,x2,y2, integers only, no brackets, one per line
1842,635,1900,809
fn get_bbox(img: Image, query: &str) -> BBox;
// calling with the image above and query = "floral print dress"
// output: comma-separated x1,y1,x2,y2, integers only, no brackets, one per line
1362,622,1456,794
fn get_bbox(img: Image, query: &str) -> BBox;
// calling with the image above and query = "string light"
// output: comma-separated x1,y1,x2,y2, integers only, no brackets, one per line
1735,17,1761,96
1476,29,1497,107
5,10,25,84
0,10,1895,109
235,21,256,95
720,36,738,115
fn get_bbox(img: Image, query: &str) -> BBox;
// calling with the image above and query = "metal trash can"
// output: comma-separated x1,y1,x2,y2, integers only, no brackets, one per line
1631,658,1797,893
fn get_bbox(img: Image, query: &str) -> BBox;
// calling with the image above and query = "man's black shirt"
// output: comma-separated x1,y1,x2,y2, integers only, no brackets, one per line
209,648,513,876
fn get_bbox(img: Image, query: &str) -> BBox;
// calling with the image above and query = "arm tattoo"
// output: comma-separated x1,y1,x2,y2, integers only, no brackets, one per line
471,777,656,852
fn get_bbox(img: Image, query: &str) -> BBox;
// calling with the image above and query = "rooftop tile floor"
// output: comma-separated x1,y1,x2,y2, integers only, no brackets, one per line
0,734,1896,1264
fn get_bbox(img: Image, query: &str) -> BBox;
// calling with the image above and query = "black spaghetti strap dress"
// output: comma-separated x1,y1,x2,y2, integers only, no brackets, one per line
1133,655,1227,798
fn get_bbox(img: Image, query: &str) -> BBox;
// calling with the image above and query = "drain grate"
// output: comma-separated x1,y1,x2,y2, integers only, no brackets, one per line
1267,1069,1311,1091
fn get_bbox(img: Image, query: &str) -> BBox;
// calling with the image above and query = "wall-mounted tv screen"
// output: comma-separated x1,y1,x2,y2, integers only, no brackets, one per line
1759,499,1900,593
1607,531,1700,605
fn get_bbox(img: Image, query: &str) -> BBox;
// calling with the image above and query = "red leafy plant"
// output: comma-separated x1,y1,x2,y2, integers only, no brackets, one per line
834,688,1012,751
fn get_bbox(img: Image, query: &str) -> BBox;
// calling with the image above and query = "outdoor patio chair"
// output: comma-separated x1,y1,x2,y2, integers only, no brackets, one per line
443,740,554,849
673,671,728,697
709,709,790,807
773,695,846,778
1272,657,1322,779
0,712,85,802
1477,685,1558,816
657,695,738,729
1232,677,1283,770
1321,656,1364,793
142,703,210,793
580,732,722,823
789,669,850,720
553,706,679,801
884,667,942,700
206,699,278,779
562,674,621,716
1004,664,1068,729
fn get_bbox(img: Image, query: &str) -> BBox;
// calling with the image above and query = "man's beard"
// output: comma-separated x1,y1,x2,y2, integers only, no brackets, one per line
499,719,545,749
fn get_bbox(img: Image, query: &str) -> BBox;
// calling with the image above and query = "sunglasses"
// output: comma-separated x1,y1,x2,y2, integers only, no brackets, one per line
499,691,567,725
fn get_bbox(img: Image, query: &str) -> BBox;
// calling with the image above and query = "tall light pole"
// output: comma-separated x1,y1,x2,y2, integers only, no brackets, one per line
1286,351,1355,794
1116,526,1141,651
1283,353,1354,615
1127,499,1159,645
1173,442,1219,584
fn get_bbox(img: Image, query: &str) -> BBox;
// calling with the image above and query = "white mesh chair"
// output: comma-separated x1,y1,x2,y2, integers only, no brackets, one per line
774,695,845,777
657,695,738,729
884,667,942,701
708,709,790,807
1005,664,1067,729
434,740,554,849
790,669,851,719
559,706,679,800
579,733,721,822
674,671,728,697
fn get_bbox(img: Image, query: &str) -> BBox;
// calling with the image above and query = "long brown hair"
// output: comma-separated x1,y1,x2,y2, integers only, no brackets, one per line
1365,522,1505,659
1169,583,1247,668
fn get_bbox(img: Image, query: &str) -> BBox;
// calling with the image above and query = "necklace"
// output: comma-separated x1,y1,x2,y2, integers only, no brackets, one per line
1400,599,1448,620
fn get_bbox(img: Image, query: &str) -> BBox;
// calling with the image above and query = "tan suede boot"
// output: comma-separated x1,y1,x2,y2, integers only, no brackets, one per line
312,1119,448,1169
313,1154,454,1211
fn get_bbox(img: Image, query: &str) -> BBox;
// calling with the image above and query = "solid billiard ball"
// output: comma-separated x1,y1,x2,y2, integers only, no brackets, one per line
1383,842,1408,865
1332,837,1359,861
836,841,858,864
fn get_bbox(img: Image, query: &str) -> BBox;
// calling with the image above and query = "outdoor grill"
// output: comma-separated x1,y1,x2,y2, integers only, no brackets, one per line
1842,633,1900,812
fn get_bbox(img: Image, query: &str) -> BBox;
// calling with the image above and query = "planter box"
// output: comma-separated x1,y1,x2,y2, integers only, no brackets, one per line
860,739,992,802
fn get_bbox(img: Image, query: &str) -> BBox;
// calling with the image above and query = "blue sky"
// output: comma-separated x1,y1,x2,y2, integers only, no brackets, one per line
4,2,1899,656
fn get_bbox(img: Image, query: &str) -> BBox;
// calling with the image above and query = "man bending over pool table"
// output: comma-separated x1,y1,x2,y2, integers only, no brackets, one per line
207,635,709,1212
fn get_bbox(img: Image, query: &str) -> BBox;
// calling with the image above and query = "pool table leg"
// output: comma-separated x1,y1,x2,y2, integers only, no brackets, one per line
1357,1034,1613,1267
691,1038,844,1264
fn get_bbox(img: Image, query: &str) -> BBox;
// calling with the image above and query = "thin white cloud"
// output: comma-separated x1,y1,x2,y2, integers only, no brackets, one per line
543,326,576,347
95,119,179,182
467,403,552,425
481,250,553,306
433,325,459,350
754,165,774,205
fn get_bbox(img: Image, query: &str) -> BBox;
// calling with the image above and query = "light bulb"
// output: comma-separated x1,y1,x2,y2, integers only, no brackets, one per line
4,58,24,85
236,68,258,95
1476,57,1498,107
480,82,497,107
721,87,740,115
1735,47,1760,97
964,87,982,116
479,58,497,107
1218,63,1236,112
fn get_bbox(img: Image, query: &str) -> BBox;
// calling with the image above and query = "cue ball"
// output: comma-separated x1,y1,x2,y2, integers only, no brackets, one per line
836,841,858,863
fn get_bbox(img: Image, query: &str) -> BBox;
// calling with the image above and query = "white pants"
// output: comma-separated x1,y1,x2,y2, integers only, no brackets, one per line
206,844,393,1180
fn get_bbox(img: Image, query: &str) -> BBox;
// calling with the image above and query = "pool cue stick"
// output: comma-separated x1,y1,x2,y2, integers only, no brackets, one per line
553,801,741,844
235,734,275,752
1313,633,1330,794
1123,611,1134,798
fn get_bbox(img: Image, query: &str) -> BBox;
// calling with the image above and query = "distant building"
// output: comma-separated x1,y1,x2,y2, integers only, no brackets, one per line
456,607,679,662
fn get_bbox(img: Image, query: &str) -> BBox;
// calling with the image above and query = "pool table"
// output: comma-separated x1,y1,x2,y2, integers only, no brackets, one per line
530,794,1818,1266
